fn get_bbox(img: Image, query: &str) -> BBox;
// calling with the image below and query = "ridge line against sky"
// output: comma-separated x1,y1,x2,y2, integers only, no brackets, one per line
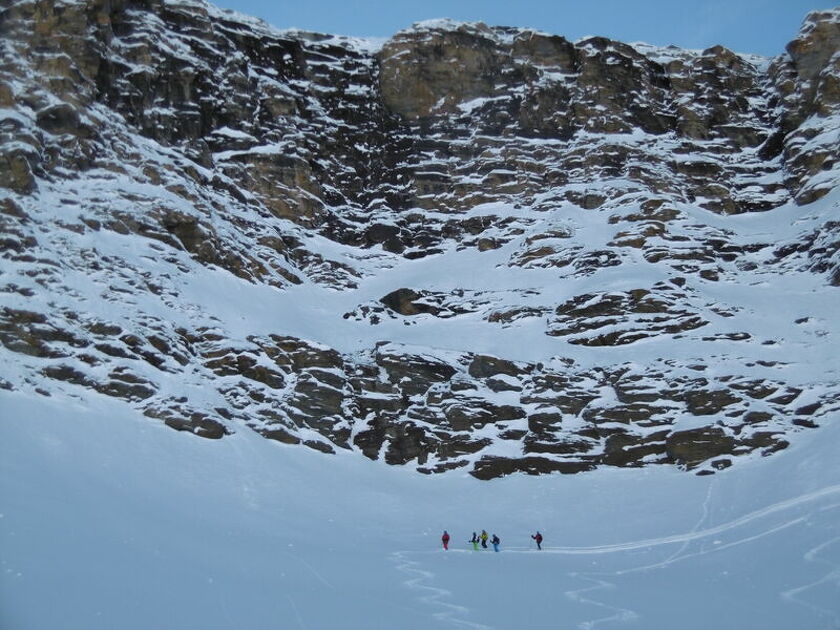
214,0,830,57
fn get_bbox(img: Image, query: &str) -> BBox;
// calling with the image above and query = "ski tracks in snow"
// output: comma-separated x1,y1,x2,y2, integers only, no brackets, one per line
390,550,493,630
285,593,310,630
546,483,840,557
660,477,715,567
781,532,840,629
558,483,840,629
564,574,638,630
559,481,716,630
391,484,840,630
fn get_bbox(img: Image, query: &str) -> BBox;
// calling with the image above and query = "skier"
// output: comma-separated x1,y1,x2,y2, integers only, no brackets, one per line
531,531,543,550
491,534,500,552
441,530,450,550
480,530,488,549
469,532,479,551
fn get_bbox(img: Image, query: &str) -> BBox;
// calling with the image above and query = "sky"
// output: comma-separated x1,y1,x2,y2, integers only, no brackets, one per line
214,0,830,56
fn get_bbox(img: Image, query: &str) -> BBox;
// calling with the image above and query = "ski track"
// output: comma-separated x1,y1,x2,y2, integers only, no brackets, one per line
660,476,715,566
564,574,638,630
286,593,310,630
556,485,840,629
561,478,715,630
608,514,808,577
539,483,840,556
281,549,335,590
781,535,840,629
392,485,840,629
390,551,494,630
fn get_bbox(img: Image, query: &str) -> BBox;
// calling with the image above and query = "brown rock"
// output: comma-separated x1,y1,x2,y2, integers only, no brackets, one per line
468,354,527,379
379,23,505,119
603,432,668,467
666,427,736,469
685,389,741,415
471,456,595,479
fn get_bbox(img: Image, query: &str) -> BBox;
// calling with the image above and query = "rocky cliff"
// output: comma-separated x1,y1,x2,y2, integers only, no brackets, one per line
1,0,839,478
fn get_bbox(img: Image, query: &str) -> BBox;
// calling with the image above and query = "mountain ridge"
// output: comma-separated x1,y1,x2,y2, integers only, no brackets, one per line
1,0,838,478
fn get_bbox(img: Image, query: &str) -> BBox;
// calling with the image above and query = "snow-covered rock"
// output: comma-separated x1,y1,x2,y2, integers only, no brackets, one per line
1,0,839,478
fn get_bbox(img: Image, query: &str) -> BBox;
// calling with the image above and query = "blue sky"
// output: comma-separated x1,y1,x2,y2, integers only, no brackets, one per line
215,0,827,56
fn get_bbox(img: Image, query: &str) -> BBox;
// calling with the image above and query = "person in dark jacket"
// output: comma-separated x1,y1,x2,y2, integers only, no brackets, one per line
469,532,479,551
491,534,500,552
441,530,450,550
531,531,543,550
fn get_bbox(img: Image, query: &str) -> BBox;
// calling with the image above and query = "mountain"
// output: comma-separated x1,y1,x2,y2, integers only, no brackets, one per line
1,0,839,481
2,3,840,629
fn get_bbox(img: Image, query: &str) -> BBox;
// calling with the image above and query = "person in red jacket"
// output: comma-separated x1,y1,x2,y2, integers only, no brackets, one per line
441,530,450,550
532,531,543,550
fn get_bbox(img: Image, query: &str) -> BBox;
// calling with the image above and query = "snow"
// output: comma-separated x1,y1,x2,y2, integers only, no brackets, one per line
2,389,839,629
211,126,256,140
410,18,476,32
2,2,840,626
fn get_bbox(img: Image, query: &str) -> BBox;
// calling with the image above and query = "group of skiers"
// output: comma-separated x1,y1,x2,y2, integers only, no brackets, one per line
440,530,543,552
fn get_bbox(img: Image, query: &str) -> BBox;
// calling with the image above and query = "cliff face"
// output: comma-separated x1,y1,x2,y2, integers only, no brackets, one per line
1,0,839,478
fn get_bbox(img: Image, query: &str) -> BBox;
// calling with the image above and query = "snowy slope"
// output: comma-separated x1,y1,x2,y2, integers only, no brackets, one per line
1,1,839,477
1,2,840,625
3,144,839,475
2,387,840,629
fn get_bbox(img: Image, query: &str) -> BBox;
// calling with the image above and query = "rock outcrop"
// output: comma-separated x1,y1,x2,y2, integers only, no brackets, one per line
1,1,838,478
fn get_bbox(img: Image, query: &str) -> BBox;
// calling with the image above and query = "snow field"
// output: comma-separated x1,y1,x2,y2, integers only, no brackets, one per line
2,389,839,629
